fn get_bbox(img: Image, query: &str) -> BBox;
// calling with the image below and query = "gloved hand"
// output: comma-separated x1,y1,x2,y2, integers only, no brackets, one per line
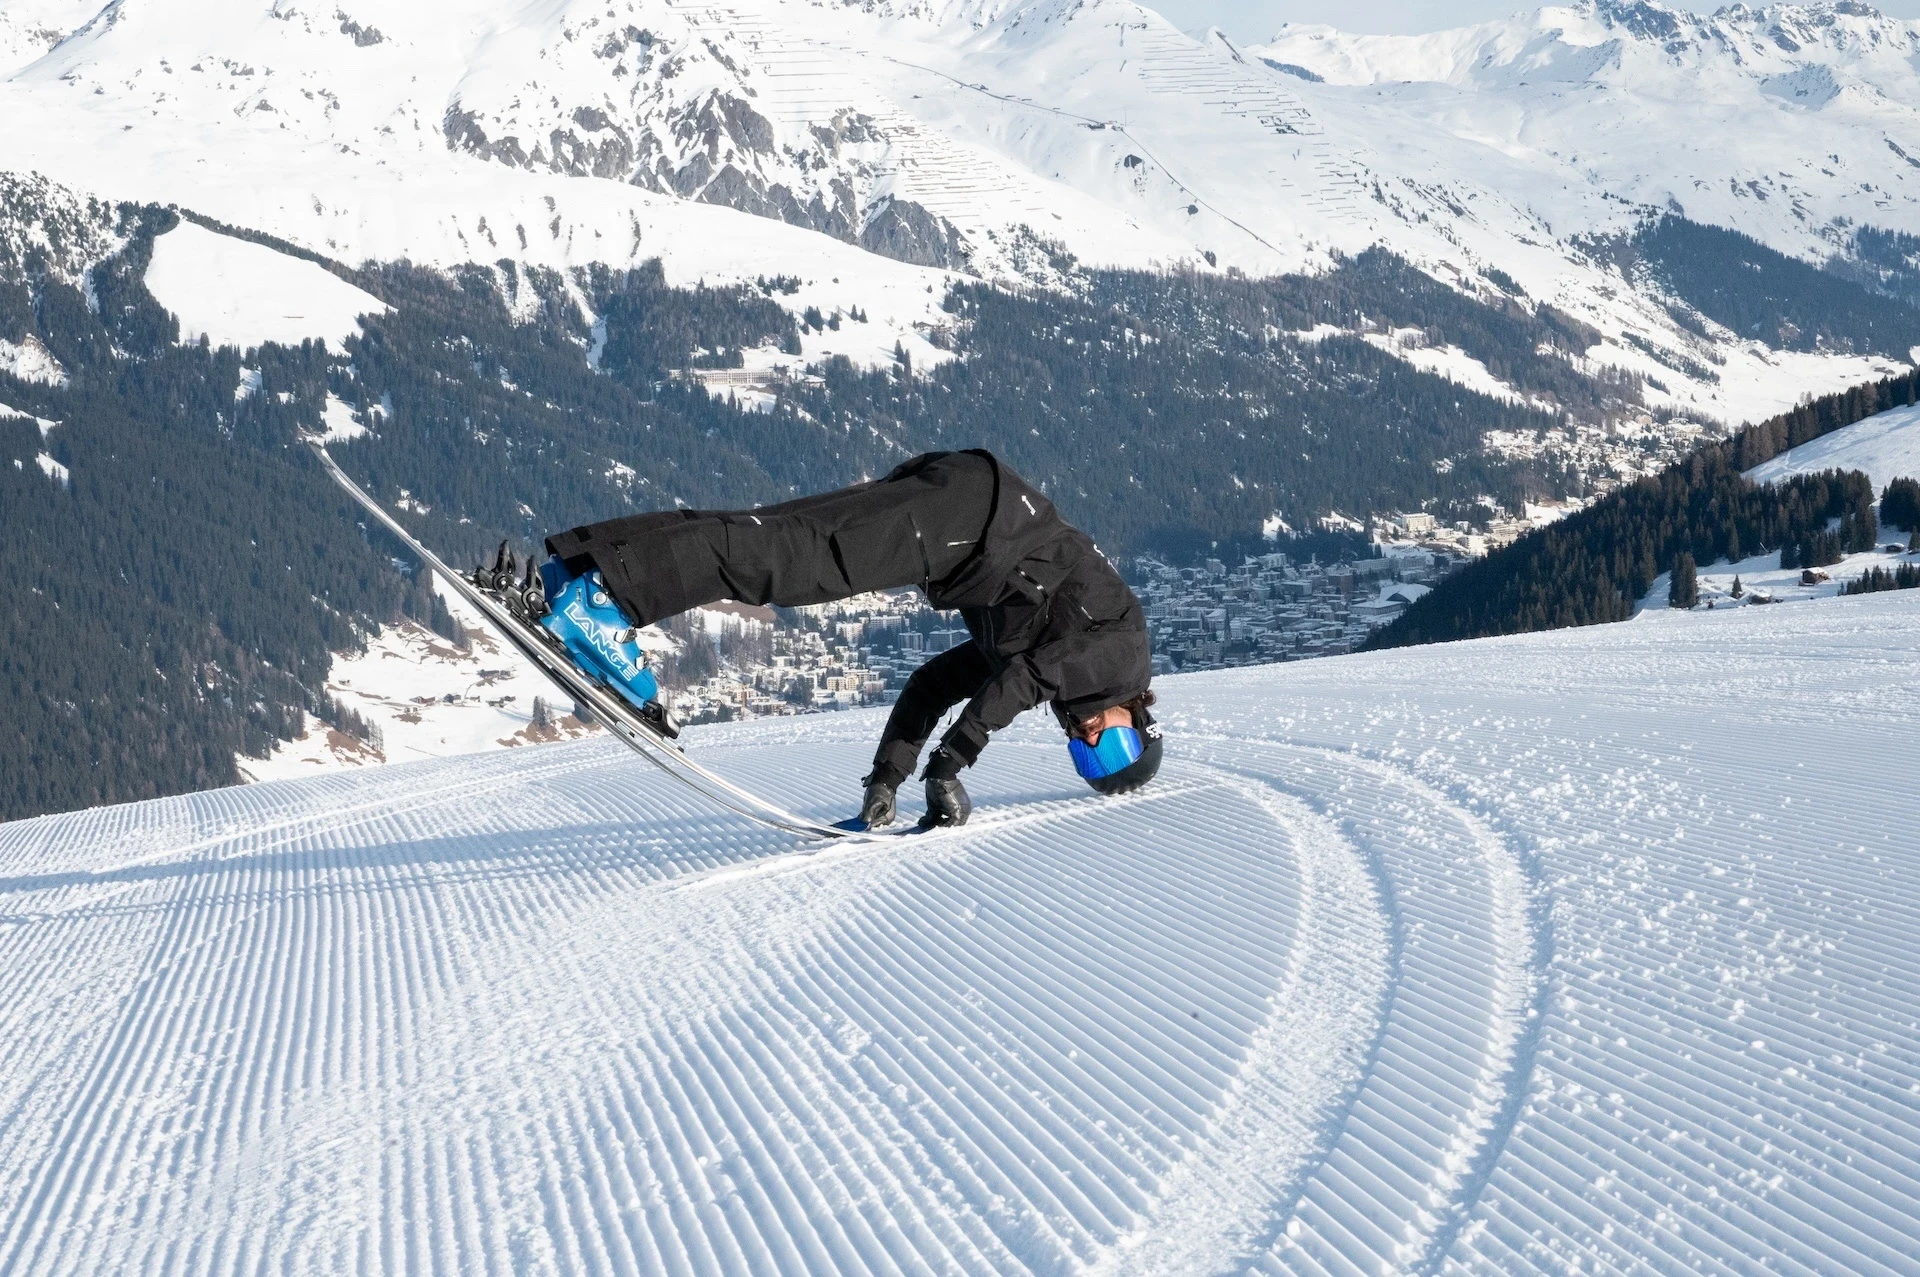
857,781,898,829
920,747,971,827
922,777,971,827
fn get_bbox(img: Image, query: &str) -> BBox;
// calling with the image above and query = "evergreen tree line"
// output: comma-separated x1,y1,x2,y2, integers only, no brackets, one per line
319,241,1606,567
1844,563,1920,596
1367,363,1920,648
1667,551,1698,609
1778,491,1879,572
1881,476,1920,533
0,213,506,820
779,256,1595,552
1826,226,1920,312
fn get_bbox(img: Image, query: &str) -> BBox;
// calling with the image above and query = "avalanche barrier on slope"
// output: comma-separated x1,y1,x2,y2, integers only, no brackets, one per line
2,594,1919,1274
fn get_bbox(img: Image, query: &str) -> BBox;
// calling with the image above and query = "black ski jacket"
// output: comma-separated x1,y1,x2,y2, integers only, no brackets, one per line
864,452,1151,782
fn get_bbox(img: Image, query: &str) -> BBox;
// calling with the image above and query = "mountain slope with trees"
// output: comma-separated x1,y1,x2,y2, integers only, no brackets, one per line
0,189,1589,821
1367,369,1920,649
9,164,1920,821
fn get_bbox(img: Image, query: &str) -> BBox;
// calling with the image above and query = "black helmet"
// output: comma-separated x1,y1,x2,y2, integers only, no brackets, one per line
1085,712,1163,796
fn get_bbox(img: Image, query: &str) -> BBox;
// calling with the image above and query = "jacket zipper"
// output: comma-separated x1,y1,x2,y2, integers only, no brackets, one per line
910,515,934,586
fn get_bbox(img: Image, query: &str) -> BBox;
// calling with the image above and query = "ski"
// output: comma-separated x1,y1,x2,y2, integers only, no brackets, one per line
831,818,942,837
306,438,850,841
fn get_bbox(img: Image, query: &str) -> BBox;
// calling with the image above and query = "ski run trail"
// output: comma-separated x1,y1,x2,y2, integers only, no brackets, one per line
3,594,1918,1275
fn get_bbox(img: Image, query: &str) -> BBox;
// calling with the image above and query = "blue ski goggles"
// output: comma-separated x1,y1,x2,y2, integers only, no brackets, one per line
1068,726,1145,781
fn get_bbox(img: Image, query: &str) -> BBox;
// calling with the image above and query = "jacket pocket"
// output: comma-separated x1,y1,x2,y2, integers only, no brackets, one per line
1065,573,1137,630
831,509,930,593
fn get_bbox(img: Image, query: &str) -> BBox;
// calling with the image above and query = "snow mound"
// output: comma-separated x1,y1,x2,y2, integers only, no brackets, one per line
1747,400,1920,493
143,222,388,354
0,334,67,386
5,591,1920,1271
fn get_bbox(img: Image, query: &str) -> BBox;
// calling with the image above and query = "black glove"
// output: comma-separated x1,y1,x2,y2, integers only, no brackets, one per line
922,777,971,827
920,747,971,827
857,781,898,830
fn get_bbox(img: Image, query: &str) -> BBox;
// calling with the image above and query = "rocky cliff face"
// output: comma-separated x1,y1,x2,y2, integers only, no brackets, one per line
439,4,971,269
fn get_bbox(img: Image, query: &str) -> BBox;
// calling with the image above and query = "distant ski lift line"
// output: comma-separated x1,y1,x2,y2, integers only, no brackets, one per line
305,437,853,841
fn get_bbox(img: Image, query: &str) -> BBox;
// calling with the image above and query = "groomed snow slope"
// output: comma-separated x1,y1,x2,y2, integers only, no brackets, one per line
3,595,1918,1274
1747,400,1920,495
143,222,389,353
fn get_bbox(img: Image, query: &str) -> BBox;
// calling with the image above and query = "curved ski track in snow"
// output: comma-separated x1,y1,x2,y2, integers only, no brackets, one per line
5,594,1920,1273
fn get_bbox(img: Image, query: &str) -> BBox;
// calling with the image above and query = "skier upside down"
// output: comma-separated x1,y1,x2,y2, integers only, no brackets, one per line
536,449,1162,828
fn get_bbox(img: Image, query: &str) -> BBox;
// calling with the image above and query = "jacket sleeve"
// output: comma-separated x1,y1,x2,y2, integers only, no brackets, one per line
937,648,1062,766
937,622,1151,767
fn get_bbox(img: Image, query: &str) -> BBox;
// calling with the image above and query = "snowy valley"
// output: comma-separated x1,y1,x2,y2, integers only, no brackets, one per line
4,0,1920,803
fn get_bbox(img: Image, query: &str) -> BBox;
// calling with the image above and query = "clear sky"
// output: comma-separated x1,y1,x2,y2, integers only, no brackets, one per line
1139,0,1920,42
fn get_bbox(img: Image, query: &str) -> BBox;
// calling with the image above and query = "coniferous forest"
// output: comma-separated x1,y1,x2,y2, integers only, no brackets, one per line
1621,217,1920,356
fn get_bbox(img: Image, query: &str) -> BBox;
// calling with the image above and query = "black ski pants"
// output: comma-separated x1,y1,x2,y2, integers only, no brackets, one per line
545,455,996,630
865,643,996,790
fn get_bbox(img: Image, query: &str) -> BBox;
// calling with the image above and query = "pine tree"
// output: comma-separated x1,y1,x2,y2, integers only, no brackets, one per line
531,695,552,731
1730,574,1743,599
1883,476,1920,532
1669,551,1699,609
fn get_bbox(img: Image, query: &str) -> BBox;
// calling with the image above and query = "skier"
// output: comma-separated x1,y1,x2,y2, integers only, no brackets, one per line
536,449,1161,828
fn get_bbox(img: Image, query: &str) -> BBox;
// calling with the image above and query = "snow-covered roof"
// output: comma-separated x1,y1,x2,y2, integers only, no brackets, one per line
1380,581,1432,605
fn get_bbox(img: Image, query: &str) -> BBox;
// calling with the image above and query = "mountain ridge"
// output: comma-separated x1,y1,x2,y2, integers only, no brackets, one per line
3,0,1916,438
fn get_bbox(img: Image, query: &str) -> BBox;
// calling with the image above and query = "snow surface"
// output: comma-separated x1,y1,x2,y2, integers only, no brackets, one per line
1638,543,1920,614
143,222,389,354
0,0,95,77
1747,401,1920,494
4,591,1919,1272
1360,328,1544,410
315,392,367,443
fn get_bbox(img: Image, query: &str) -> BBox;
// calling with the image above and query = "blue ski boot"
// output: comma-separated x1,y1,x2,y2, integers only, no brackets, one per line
536,558,677,736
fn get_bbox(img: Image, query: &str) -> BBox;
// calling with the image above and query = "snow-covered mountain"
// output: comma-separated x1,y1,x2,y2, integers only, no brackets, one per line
3,587,1916,1273
10,1,1920,816
3,1,1919,421
1257,0,1920,262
